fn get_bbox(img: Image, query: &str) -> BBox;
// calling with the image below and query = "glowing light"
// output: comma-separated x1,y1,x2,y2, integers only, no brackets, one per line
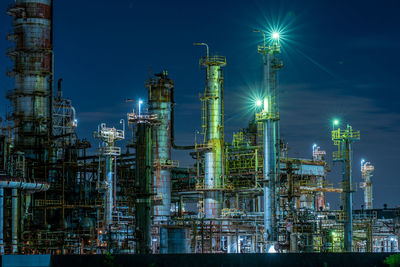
255,99,263,107
138,99,143,116
263,98,269,112
313,144,317,148
272,32,280,40
333,119,339,126
268,245,277,253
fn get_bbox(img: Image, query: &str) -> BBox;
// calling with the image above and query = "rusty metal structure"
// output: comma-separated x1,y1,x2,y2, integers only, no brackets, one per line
6,0,53,163
0,1,398,256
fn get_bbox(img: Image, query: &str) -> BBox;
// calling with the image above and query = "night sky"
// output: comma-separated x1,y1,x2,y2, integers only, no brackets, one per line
0,0,399,209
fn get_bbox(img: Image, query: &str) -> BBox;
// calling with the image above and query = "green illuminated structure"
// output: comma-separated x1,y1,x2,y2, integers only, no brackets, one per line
332,124,360,252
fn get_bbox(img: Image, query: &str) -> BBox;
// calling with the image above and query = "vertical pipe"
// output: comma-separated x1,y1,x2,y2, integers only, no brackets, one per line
135,123,152,254
12,189,18,253
0,188,3,254
204,63,224,219
148,72,172,224
263,51,273,250
257,33,282,251
104,155,113,227
344,139,353,252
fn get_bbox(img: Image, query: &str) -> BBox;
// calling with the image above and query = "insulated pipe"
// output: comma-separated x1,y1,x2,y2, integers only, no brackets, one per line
263,50,274,248
203,62,225,219
0,180,50,191
0,189,3,254
344,139,353,252
104,155,113,227
0,178,49,254
11,189,18,253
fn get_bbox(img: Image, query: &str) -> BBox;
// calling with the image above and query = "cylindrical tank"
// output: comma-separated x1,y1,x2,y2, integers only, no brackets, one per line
200,56,226,219
147,71,173,224
7,0,53,159
160,227,191,253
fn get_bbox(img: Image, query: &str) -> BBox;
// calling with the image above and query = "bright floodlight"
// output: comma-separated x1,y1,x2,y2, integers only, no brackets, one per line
272,32,280,40
268,245,277,253
138,99,143,116
333,119,339,126
255,99,263,107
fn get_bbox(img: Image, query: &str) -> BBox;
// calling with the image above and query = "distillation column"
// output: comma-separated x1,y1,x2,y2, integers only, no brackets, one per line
147,71,174,224
94,124,124,229
7,0,53,160
255,31,283,249
199,53,226,219
128,107,157,254
332,124,360,252
361,161,374,210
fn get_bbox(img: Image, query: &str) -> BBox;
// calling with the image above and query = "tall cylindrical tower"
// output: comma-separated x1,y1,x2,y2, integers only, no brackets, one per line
255,31,283,249
361,161,374,210
94,124,124,229
332,124,360,252
200,55,226,219
147,71,174,224
7,0,53,160
128,108,157,254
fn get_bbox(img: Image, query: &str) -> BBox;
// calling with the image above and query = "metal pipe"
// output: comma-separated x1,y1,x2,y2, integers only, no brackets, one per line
104,155,113,227
0,180,50,191
0,188,3,254
12,189,18,253
148,72,173,224
203,63,225,218
263,120,272,243
344,139,353,252
135,122,152,254
255,29,283,250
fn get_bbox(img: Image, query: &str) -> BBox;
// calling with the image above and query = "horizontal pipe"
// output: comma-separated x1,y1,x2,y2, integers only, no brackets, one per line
0,178,50,191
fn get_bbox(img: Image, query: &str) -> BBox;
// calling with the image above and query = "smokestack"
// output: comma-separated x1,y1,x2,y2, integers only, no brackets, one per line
7,0,53,162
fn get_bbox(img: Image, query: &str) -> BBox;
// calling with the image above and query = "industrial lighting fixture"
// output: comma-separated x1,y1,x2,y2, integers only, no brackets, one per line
268,244,277,253
312,143,317,153
138,99,143,116
272,32,280,40
255,99,263,107
333,119,339,126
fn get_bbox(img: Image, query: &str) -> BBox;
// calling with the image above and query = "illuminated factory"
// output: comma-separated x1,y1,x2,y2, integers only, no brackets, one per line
0,0,399,256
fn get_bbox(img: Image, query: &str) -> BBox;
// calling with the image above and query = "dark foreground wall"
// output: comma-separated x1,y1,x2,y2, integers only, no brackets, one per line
1,253,397,267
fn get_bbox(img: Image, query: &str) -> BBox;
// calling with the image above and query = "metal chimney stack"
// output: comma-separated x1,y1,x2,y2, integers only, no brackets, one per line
7,0,53,161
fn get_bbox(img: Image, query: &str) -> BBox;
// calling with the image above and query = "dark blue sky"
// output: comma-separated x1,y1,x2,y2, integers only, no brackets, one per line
0,0,399,209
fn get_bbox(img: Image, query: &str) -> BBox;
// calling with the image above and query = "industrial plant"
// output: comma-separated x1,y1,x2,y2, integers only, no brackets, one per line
0,0,399,257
